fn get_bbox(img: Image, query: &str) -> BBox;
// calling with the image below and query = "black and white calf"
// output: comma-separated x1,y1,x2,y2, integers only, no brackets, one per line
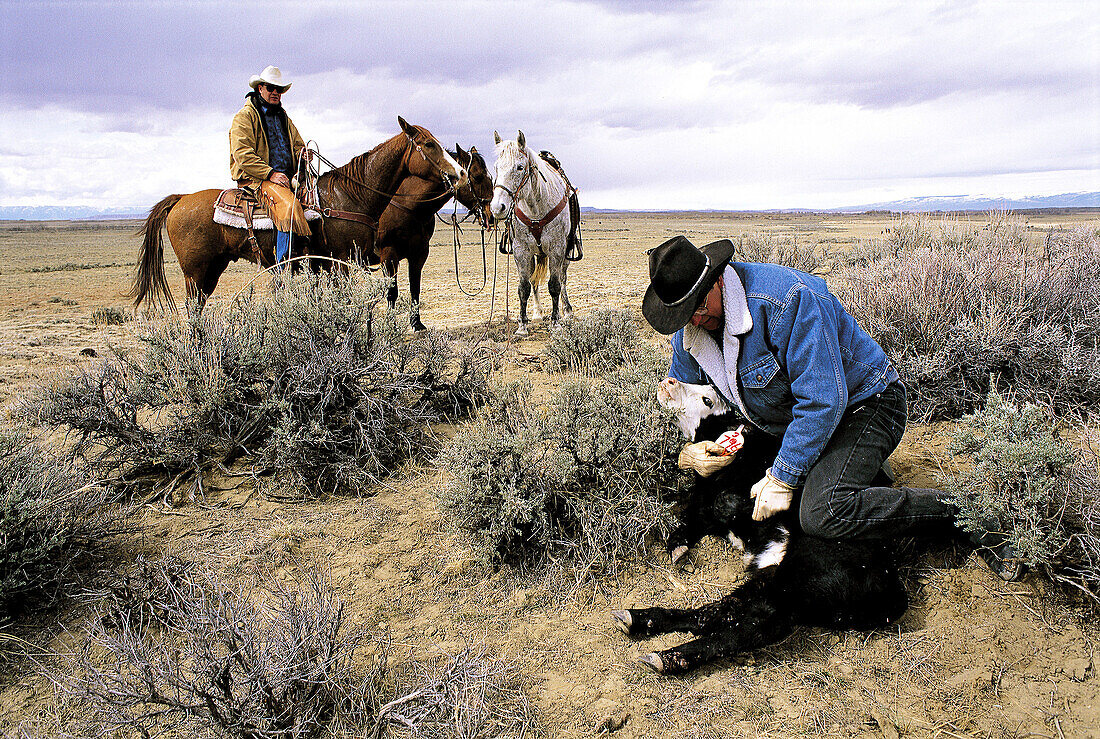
611,378,908,675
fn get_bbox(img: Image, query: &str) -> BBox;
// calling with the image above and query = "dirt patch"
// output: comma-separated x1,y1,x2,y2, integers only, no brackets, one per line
2,212,1099,737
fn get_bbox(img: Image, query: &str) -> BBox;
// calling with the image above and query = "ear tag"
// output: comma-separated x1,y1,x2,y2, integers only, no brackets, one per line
715,425,745,455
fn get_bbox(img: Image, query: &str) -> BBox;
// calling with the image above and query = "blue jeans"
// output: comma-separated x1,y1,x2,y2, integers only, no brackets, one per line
275,230,291,268
798,382,956,540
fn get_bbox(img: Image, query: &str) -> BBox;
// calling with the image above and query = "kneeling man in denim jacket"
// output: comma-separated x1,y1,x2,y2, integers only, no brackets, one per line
643,235,1020,579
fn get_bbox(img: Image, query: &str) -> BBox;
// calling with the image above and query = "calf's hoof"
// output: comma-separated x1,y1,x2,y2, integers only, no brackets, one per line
669,545,689,566
638,652,665,674
611,610,632,635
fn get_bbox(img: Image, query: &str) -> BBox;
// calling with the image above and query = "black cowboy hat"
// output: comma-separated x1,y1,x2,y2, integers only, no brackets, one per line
642,235,735,334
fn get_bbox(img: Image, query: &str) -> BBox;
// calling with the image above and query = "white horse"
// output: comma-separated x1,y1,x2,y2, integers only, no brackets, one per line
490,130,574,335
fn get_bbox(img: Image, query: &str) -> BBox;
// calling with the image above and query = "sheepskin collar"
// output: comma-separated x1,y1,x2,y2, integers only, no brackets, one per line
681,264,752,418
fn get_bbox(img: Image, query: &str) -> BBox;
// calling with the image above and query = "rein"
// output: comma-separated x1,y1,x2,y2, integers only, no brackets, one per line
311,133,459,226
445,201,490,297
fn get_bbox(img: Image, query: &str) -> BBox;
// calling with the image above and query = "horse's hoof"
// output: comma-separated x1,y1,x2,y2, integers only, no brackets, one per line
670,545,689,566
611,610,632,635
515,325,529,337
410,320,427,333
639,653,665,674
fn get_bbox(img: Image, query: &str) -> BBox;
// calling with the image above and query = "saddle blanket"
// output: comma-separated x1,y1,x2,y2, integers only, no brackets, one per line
212,188,321,231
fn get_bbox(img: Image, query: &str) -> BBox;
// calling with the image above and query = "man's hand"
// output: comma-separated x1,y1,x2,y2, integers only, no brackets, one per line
678,441,736,477
269,172,291,188
750,469,796,521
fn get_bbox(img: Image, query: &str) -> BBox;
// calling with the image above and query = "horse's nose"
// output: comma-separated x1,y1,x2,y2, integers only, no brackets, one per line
454,167,469,189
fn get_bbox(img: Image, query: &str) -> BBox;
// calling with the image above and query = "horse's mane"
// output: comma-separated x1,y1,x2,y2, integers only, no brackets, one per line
327,136,398,200
494,139,565,204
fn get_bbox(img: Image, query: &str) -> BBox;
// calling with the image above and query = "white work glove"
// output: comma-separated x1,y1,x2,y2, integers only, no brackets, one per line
750,469,796,521
678,441,736,477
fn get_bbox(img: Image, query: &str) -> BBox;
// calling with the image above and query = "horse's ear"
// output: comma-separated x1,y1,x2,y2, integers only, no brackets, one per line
493,131,502,145
455,143,466,158
516,130,526,148
469,145,478,154
398,116,413,135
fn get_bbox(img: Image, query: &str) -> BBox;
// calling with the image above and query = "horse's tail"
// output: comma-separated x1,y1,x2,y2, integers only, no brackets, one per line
128,194,182,312
531,253,549,288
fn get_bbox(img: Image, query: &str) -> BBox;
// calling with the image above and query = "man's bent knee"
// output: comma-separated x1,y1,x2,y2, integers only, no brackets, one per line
799,488,864,539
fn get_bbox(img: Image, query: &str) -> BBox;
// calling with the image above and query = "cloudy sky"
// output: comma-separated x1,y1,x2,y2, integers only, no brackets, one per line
2,0,1098,211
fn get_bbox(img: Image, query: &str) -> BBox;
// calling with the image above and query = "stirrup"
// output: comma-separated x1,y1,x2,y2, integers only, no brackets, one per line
566,236,583,261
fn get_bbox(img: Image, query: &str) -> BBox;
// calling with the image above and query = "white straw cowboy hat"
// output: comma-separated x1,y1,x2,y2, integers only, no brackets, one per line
249,65,292,92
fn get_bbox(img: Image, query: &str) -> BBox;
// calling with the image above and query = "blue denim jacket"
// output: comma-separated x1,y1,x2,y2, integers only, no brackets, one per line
669,261,898,487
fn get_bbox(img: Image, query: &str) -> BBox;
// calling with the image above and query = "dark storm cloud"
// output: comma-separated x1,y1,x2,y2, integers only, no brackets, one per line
713,2,1098,109
0,0,697,114
579,0,711,13
1,0,1096,210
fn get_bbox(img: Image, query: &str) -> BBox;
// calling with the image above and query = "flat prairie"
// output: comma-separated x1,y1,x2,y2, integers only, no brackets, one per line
2,210,1099,738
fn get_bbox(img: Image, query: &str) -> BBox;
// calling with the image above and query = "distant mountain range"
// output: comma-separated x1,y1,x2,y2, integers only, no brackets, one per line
3,192,1099,221
828,191,1100,213
584,192,1100,215
0,205,145,221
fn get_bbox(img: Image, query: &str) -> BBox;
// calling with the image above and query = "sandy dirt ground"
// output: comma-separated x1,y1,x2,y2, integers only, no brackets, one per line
1,211,1099,738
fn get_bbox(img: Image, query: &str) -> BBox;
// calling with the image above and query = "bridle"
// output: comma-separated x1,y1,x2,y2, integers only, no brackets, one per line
311,131,460,225
492,148,541,220
453,149,492,229
444,148,496,296
403,131,461,199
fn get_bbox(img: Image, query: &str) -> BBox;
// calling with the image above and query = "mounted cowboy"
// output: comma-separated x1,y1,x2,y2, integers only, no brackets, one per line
230,65,312,267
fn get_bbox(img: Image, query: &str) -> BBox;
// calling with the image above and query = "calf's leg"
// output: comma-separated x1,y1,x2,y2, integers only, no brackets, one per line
642,619,795,675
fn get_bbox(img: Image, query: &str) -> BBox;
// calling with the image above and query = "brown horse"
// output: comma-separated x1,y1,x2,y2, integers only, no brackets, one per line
374,144,494,330
128,117,467,311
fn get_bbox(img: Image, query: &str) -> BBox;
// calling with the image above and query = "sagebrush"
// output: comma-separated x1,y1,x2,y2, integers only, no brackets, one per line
437,365,685,576
21,271,491,500
736,232,833,273
90,306,129,326
942,390,1100,603
60,559,537,739
835,213,1100,420
0,429,123,615
542,308,666,374
68,560,374,739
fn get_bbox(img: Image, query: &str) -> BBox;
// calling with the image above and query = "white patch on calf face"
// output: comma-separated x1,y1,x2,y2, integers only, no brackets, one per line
657,377,730,440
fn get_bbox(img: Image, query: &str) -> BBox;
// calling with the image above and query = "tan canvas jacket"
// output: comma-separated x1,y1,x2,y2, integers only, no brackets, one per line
229,94,306,184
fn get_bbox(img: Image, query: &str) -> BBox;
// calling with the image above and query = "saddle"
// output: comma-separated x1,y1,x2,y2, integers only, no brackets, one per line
539,150,582,261
213,186,321,236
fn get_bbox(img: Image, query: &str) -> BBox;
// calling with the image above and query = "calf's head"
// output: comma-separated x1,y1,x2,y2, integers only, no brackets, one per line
657,378,732,441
